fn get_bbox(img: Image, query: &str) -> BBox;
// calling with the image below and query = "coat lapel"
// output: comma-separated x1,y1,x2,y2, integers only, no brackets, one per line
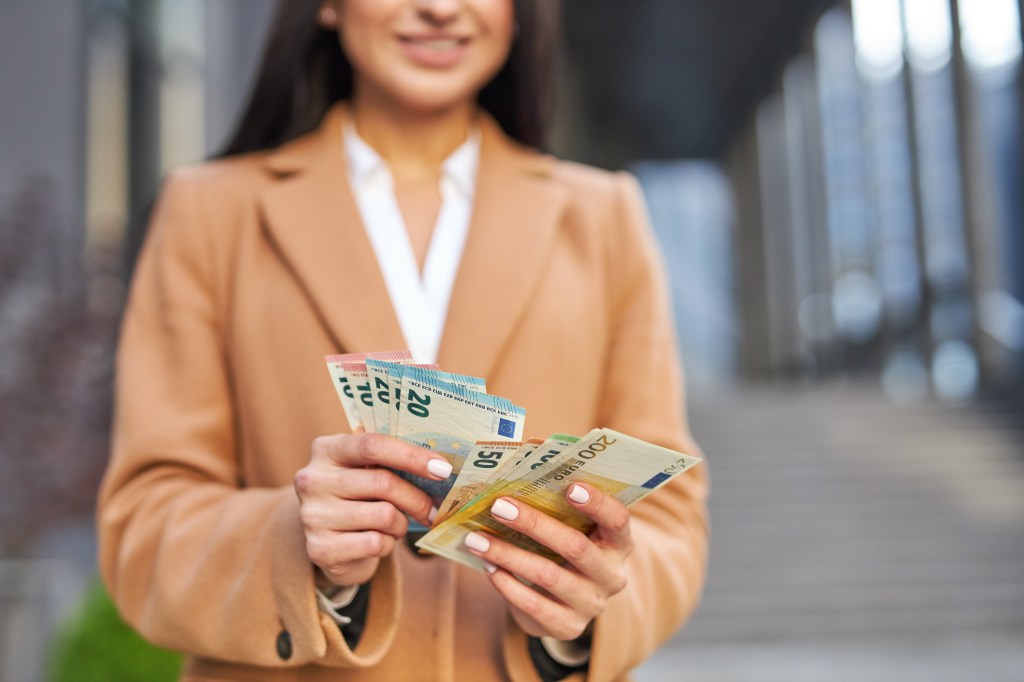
437,117,569,378
260,104,406,354
259,103,569,375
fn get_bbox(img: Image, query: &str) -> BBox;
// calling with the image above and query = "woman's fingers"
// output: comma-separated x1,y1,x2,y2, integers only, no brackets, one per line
305,531,394,584
565,483,633,554
486,495,629,593
463,531,606,620
297,432,452,590
318,557,380,590
483,564,592,641
300,499,409,538
296,436,447,525
301,466,437,526
311,433,454,481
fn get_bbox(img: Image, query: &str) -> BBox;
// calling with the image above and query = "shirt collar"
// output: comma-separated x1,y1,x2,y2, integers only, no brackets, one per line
342,120,385,186
342,120,480,197
441,129,480,197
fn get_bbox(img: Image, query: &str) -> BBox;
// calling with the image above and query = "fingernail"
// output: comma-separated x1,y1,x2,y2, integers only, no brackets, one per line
483,561,497,574
427,459,453,479
491,498,519,521
568,484,591,505
429,506,439,524
464,532,491,553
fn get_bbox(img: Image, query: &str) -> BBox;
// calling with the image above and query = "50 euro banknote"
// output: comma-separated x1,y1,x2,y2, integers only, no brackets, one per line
416,428,702,571
435,440,527,524
436,433,581,524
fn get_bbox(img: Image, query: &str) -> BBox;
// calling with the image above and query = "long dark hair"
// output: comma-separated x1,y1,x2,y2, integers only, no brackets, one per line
220,0,561,157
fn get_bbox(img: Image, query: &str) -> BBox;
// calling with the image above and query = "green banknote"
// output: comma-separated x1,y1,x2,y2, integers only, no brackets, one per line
416,428,702,571
505,433,580,482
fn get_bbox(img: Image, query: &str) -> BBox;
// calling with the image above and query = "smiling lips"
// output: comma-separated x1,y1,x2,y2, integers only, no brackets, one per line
399,34,472,68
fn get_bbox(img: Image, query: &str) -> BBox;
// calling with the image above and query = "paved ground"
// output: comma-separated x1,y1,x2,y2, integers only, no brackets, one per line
636,384,1024,681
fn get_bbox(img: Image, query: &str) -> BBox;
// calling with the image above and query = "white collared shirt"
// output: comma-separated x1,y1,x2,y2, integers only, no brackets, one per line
343,122,479,365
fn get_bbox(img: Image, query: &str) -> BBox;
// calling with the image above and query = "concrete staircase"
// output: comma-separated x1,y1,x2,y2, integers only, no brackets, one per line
636,384,1024,681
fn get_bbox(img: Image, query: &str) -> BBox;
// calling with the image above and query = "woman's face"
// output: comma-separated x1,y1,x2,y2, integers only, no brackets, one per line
323,0,515,114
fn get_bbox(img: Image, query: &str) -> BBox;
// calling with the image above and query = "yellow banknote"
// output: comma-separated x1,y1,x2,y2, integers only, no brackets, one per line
416,429,702,571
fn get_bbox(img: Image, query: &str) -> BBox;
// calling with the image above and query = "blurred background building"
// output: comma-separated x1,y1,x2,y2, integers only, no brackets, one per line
1,0,1023,680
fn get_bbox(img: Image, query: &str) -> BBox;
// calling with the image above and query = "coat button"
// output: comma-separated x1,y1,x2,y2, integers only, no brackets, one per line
276,630,292,660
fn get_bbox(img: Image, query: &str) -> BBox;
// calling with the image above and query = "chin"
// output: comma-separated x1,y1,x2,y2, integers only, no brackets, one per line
386,76,494,115
392,93,475,115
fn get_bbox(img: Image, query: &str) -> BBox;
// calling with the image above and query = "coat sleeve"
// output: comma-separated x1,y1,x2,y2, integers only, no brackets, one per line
97,168,400,668
503,171,710,682
589,171,710,680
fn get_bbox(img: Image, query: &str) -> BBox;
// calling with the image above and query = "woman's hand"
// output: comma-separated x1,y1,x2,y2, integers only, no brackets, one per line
463,483,633,641
294,432,453,588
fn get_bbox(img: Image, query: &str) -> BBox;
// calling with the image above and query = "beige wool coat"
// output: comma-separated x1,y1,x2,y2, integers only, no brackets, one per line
98,103,710,682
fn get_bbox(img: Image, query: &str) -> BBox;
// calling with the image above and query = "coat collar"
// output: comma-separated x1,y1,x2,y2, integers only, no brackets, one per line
260,102,569,379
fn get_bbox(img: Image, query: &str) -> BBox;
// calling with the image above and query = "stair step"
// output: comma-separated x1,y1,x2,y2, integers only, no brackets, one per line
669,387,1024,651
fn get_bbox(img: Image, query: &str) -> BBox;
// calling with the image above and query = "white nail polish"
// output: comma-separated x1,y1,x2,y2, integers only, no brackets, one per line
428,506,439,524
483,561,497,574
464,532,491,553
568,484,591,505
427,459,453,479
491,498,519,521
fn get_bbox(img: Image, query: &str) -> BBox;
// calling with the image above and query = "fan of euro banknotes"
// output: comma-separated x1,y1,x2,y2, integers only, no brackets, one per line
325,350,702,572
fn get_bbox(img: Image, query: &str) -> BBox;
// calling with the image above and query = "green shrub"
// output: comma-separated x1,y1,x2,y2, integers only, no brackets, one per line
48,577,182,682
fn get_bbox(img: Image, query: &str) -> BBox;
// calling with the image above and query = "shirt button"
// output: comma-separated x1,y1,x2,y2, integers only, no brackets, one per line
276,630,292,660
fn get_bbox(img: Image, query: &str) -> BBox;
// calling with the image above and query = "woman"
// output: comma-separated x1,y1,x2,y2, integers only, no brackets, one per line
98,1,709,680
